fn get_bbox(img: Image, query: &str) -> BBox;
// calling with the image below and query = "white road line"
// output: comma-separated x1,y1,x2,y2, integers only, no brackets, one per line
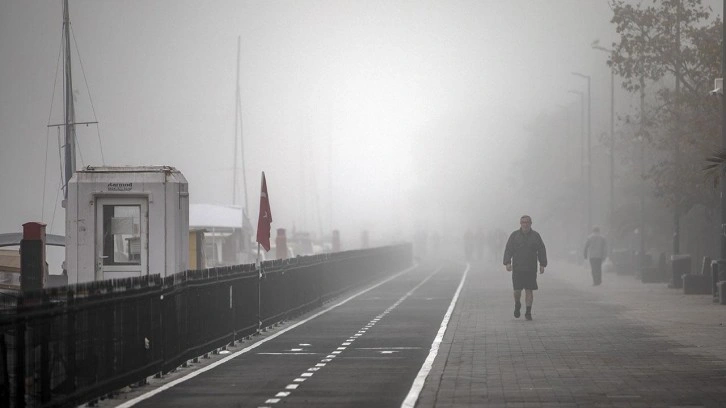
401,263,469,408
114,264,417,408
257,352,318,355
258,265,444,406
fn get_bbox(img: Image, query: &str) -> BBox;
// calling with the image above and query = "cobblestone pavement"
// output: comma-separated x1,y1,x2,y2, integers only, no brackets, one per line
416,259,726,408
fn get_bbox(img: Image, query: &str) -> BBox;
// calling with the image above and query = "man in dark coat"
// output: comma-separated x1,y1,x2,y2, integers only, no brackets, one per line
503,215,547,320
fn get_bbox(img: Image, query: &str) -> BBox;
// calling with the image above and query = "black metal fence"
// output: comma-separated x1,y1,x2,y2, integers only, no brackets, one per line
0,244,412,408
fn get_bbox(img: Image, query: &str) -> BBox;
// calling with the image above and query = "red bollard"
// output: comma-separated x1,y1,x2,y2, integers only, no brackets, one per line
20,222,47,292
332,230,340,252
361,230,369,249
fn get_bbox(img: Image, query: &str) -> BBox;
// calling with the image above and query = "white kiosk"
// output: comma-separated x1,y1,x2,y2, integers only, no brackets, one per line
65,166,189,284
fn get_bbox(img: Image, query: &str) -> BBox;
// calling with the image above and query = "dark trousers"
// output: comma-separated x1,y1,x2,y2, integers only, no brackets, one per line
589,257,603,285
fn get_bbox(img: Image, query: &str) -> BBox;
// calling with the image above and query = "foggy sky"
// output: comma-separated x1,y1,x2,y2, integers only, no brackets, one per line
1,0,695,249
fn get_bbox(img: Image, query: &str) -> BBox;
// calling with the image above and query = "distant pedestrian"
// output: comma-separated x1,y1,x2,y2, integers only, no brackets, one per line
476,227,485,261
584,226,608,286
431,231,441,256
503,215,547,320
464,229,474,262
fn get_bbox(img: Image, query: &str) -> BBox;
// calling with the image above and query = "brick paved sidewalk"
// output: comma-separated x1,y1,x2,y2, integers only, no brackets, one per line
416,259,726,408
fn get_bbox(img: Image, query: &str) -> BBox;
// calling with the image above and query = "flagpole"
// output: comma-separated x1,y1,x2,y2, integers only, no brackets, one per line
255,171,271,334
257,241,261,332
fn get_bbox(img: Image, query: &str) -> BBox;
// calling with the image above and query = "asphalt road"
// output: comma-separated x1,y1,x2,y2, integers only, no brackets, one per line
120,261,468,408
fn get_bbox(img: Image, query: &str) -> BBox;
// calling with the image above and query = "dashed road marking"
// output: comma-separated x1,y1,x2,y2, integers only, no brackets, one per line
259,265,444,406
257,352,318,355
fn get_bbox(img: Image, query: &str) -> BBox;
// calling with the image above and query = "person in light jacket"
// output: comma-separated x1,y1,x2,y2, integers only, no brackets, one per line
503,215,547,320
584,226,608,286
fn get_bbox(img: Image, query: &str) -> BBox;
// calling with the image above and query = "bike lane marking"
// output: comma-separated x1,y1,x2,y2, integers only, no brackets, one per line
257,265,445,407
401,263,469,408
116,264,419,408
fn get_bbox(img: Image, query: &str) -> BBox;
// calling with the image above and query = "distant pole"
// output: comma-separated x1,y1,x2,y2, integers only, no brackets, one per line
572,71,592,233
591,43,616,226
640,75,646,258
233,37,240,206
721,0,726,260
586,76,592,232
673,0,682,255
568,89,585,237
609,69,615,227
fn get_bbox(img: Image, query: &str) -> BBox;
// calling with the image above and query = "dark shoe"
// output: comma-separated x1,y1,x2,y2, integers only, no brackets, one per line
525,313,532,320
514,303,521,318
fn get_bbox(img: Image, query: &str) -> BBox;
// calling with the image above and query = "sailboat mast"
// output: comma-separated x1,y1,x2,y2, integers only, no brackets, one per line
236,36,249,212
63,0,76,200
233,37,240,206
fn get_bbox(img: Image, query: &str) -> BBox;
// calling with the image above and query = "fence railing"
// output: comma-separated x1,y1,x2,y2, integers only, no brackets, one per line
0,243,412,408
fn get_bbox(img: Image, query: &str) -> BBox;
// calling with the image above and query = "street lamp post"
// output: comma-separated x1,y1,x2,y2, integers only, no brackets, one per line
568,90,585,180
592,43,616,230
569,89,585,239
572,72,592,233
721,0,726,261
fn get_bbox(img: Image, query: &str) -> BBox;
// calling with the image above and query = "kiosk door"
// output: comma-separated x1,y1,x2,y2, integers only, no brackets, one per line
95,197,148,280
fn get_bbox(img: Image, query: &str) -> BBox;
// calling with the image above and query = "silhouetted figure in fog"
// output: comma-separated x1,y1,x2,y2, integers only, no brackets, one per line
475,227,485,261
463,229,474,262
431,231,440,256
492,228,507,262
584,226,608,286
414,230,428,260
503,215,547,320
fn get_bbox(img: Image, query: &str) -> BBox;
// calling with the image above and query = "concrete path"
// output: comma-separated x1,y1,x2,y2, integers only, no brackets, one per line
416,259,726,407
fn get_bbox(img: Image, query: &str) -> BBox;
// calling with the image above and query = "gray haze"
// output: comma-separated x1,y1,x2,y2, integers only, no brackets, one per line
2,1,705,259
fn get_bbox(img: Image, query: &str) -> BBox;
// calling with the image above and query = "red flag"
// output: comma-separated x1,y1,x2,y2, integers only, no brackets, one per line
256,171,273,251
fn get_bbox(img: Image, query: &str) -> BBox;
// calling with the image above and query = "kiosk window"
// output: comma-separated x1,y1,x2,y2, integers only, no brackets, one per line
102,205,141,265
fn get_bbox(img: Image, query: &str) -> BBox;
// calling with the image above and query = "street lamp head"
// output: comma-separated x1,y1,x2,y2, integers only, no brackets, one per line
572,72,590,80
591,40,613,53
710,78,723,96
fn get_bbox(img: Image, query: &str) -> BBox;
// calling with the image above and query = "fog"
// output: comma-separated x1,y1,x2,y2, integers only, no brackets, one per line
1,1,720,266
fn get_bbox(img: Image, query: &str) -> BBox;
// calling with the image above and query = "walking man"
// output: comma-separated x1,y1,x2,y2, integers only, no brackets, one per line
584,226,608,286
503,215,547,320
